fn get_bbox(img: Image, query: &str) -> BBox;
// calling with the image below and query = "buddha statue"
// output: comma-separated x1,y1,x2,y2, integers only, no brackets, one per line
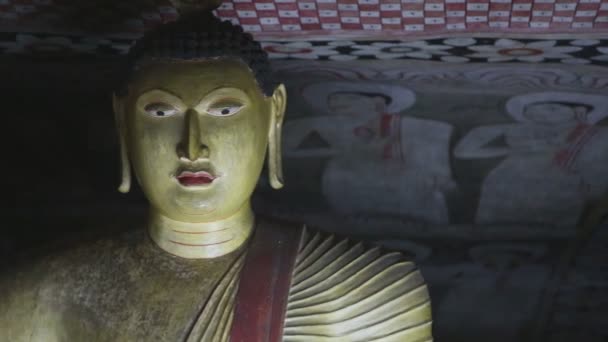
0,10,432,342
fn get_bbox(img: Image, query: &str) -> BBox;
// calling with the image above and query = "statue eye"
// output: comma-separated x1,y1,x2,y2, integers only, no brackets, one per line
206,104,243,117
144,102,179,117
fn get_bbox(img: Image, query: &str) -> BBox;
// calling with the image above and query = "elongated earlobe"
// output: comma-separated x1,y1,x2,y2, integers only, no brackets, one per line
268,84,287,189
113,94,131,193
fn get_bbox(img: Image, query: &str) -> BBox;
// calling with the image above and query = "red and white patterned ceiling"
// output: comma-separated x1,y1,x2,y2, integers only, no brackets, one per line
0,0,606,39
214,0,608,38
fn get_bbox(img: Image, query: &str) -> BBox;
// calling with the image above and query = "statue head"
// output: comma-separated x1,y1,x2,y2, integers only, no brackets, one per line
507,92,608,126
523,102,584,125
302,81,416,119
113,12,286,224
328,92,391,117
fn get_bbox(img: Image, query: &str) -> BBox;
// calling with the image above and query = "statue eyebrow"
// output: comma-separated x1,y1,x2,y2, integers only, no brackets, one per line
137,88,184,101
195,87,250,107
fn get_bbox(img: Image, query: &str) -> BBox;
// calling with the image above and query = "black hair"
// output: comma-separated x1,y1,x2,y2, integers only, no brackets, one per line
330,91,392,105
526,101,593,112
119,11,277,96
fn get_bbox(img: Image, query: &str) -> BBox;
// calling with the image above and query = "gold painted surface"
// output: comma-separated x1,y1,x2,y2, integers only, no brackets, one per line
1,53,291,340
186,249,246,342
284,229,433,342
0,33,435,341
0,228,244,341
113,60,286,259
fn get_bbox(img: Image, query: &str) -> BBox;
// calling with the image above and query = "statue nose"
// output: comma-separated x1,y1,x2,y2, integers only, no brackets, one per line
178,109,210,160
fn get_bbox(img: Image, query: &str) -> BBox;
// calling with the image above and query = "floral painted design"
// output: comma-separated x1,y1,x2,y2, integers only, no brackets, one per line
0,35,605,67
591,47,608,62
443,38,477,47
261,41,340,59
466,39,581,63
350,41,451,60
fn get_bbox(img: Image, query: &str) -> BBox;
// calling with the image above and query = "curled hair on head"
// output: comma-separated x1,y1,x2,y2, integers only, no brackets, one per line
118,10,278,97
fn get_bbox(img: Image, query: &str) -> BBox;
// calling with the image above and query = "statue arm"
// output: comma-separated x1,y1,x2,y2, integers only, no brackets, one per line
283,229,433,341
454,125,511,159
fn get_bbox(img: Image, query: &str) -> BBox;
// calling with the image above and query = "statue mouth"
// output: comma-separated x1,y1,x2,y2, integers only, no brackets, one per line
176,170,217,186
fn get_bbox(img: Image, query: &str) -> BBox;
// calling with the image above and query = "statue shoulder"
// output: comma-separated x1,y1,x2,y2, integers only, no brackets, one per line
0,228,146,341
0,252,50,341
284,228,433,341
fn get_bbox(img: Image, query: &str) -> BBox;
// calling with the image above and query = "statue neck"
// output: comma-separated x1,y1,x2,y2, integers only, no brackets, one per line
148,203,254,259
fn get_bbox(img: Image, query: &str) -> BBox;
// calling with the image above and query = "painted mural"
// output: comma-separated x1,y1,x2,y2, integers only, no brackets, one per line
455,92,608,227
283,81,454,224
254,60,608,236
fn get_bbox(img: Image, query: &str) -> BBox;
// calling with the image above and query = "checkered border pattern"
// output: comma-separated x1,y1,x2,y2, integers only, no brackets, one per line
214,0,608,33
1,32,606,68
0,0,607,34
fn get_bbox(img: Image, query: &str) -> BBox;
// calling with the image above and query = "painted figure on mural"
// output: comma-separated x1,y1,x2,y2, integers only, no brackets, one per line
455,92,608,227
283,82,454,224
0,9,432,342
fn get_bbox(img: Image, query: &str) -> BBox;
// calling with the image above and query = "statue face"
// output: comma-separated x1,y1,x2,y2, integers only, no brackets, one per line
119,60,276,222
328,93,386,118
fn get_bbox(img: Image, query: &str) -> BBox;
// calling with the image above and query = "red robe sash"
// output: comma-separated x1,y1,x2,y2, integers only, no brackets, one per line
230,221,303,342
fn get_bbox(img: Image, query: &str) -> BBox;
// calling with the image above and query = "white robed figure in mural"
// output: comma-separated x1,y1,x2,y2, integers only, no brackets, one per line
283,81,454,224
454,92,608,227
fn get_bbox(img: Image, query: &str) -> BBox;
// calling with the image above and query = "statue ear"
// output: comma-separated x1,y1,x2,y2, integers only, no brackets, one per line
113,93,131,194
267,84,287,189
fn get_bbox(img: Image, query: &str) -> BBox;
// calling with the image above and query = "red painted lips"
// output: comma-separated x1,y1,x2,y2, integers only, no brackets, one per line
176,170,216,186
